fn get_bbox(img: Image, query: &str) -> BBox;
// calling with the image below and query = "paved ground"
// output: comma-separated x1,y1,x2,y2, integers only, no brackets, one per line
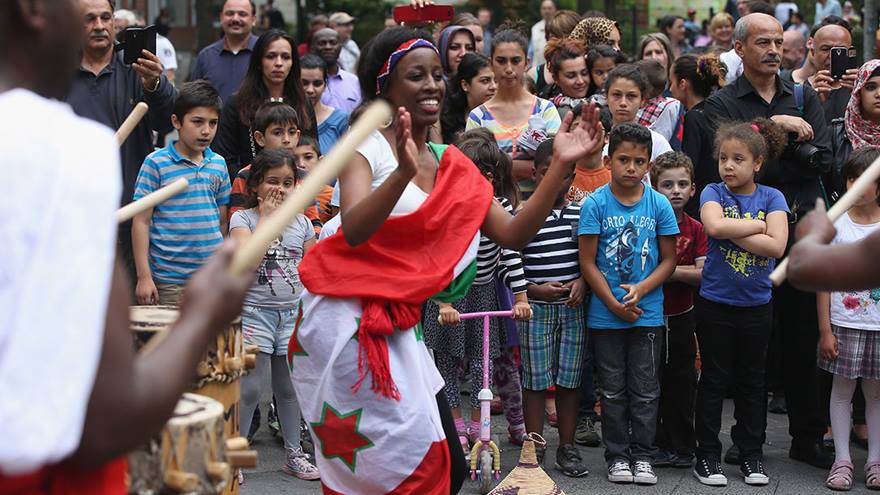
240,395,871,494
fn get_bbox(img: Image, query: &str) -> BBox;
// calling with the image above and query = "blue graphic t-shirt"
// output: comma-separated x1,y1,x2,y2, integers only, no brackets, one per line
579,184,679,329
699,183,789,307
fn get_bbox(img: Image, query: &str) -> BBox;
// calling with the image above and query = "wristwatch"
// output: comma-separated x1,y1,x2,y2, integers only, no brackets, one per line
145,77,160,93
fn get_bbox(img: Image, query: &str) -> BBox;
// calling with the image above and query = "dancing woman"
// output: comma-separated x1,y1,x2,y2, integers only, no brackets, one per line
289,26,604,494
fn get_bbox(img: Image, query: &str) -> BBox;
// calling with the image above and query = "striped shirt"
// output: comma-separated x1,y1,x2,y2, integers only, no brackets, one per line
521,202,582,304
475,197,527,293
133,143,231,284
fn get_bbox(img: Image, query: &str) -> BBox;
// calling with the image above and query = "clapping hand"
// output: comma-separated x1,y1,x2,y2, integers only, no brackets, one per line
394,107,419,180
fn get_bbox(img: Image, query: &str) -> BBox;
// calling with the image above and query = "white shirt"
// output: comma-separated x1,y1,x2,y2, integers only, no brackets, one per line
721,48,743,85
320,130,430,240
775,2,799,25
156,34,178,71
0,89,120,474
603,128,673,162
830,212,880,330
338,39,360,73
530,19,547,67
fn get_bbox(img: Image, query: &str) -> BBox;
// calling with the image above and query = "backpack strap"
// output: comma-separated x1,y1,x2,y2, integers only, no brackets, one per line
794,83,805,115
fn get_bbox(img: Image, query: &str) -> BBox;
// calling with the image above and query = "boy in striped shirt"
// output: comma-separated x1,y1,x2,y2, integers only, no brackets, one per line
518,139,589,477
132,81,231,305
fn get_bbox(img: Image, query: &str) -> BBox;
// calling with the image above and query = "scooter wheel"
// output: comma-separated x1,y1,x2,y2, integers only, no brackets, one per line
479,450,493,494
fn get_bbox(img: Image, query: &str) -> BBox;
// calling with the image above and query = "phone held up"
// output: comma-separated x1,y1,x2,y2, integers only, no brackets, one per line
393,4,454,25
118,25,158,65
830,46,856,80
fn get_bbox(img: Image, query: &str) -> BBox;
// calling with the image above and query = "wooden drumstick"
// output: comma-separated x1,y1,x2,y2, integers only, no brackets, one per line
228,100,393,275
116,102,149,146
770,154,880,286
116,178,189,223
226,450,258,468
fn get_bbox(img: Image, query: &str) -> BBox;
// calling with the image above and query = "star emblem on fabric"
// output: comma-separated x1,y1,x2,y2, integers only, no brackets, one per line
287,303,308,371
310,403,374,472
350,317,361,342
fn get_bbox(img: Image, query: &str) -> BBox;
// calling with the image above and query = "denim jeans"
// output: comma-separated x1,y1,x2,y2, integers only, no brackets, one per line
694,296,772,461
592,326,665,464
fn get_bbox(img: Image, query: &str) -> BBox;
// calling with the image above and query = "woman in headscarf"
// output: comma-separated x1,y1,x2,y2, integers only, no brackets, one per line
829,59,880,197
569,16,621,52
438,24,476,76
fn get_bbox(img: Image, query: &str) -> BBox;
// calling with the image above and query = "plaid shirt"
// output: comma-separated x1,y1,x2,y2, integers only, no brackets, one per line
637,96,676,127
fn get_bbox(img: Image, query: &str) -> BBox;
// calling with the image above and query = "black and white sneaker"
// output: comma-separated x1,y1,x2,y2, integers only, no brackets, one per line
741,459,769,485
608,460,634,483
694,457,728,486
632,460,658,485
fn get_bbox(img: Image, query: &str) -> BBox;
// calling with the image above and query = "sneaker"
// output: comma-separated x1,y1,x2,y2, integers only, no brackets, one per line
555,444,589,477
574,416,601,447
283,448,320,481
741,459,769,485
694,458,727,486
633,460,658,485
236,469,244,485
608,460,634,483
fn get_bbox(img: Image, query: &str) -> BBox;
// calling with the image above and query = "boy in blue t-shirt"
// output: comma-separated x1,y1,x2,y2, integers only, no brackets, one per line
578,123,679,485
132,81,231,306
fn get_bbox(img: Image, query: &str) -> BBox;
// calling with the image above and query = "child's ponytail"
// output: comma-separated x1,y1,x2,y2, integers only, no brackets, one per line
714,117,788,163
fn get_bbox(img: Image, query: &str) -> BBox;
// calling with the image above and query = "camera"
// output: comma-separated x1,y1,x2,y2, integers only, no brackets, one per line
784,132,821,170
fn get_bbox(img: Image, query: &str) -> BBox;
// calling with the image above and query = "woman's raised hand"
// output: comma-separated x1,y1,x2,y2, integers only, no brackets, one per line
552,102,605,166
394,107,420,180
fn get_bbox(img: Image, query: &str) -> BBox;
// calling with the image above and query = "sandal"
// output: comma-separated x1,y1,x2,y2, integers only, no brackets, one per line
866,461,880,490
825,461,853,491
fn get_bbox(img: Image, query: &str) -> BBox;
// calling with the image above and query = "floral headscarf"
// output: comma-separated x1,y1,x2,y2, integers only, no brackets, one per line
845,59,880,149
569,17,620,49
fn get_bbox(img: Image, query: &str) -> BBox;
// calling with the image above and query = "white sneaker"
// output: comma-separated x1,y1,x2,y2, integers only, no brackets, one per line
608,460,634,483
632,460,658,485
283,448,321,481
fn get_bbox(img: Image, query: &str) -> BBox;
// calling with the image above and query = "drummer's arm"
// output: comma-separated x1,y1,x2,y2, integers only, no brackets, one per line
73,246,252,467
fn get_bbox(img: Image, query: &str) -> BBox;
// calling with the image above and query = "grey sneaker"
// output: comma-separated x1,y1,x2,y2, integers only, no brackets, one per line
555,444,589,477
608,460,634,483
633,460,658,485
574,416,601,447
283,448,320,481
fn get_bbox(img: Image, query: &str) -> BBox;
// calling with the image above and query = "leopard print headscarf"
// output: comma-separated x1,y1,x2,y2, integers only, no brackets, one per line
569,17,620,49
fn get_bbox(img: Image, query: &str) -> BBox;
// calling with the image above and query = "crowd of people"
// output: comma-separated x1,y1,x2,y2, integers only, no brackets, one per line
4,0,880,494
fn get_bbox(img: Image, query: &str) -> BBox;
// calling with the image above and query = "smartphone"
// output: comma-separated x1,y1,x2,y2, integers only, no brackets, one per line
393,5,454,24
830,46,849,80
122,25,157,65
